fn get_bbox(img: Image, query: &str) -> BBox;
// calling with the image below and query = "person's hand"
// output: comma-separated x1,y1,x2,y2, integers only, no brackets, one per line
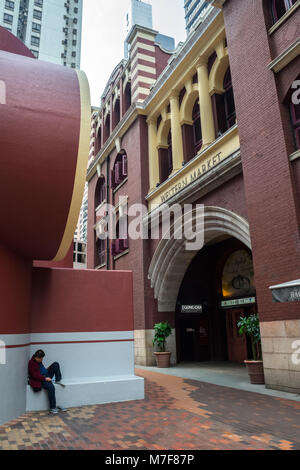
45,377,52,382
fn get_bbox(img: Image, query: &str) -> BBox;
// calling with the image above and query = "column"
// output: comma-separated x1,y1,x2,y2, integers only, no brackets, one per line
196,58,216,147
147,117,159,192
170,91,184,173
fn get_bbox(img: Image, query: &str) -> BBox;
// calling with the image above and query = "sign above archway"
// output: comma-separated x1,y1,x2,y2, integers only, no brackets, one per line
222,250,256,300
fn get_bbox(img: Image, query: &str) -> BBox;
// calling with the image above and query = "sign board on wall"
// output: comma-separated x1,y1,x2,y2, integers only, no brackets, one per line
222,250,256,299
221,297,256,308
181,305,203,313
270,280,300,303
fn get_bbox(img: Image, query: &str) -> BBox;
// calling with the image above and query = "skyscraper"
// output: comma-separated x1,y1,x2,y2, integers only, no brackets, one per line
124,0,153,58
184,0,213,34
125,0,152,35
0,0,82,68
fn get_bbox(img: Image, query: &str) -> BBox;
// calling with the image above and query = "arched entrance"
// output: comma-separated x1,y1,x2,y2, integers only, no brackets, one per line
148,206,256,364
176,239,256,363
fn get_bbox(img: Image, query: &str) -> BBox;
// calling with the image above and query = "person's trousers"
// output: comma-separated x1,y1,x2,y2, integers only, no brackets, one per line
41,362,62,409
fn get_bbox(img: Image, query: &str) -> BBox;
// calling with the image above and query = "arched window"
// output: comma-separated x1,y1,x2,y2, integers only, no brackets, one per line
167,130,173,176
212,67,236,136
95,237,106,268
124,82,131,113
112,210,129,257
112,99,120,130
290,101,300,150
192,99,202,154
95,176,106,209
223,68,236,129
158,127,173,184
111,152,128,190
271,0,297,23
96,126,101,154
103,114,110,143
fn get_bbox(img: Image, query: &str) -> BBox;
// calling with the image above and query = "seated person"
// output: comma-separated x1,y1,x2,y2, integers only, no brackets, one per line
28,349,66,415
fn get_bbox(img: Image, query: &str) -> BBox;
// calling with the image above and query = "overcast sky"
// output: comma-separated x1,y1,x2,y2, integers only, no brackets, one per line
81,0,187,106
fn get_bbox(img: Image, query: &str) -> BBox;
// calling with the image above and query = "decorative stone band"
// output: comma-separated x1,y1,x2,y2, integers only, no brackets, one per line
0,332,134,349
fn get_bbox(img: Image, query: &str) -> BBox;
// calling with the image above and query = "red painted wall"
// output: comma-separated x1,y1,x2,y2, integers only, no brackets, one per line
155,45,172,78
34,244,74,269
31,268,134,333
0,244,32,334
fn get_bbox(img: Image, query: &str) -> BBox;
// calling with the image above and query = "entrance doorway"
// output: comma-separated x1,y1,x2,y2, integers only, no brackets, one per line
178,315,210,362
175,238,256,364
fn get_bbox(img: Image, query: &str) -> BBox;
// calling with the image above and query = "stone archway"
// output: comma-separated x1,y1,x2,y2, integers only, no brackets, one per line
148,206,251,312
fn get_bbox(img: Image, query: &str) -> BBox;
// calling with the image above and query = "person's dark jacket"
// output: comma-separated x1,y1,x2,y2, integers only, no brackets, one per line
28,356,47,390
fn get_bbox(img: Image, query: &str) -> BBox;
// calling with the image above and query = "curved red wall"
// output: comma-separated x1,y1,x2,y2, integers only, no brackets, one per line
0,27,89,261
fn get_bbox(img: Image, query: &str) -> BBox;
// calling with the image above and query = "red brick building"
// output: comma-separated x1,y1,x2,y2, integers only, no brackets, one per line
87,1,300,393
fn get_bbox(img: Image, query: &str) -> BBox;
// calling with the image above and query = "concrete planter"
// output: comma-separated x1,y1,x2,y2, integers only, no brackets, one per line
244,360,265,384
154,352,171,368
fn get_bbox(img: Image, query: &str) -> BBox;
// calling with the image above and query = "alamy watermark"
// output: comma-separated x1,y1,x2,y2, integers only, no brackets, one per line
291,340,300,366
291,80,300,105
0,80,6,105
0,340,6,365
95,199,205,251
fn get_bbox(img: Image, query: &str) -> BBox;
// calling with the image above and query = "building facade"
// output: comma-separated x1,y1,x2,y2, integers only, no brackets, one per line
184,0,213,34
87,1,300,394
0,0,82,67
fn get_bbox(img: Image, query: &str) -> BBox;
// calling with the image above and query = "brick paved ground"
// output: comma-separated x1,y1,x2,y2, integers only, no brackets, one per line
0,368,300,450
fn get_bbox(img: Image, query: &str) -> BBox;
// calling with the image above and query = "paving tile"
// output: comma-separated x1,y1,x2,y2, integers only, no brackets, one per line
0,368,299,450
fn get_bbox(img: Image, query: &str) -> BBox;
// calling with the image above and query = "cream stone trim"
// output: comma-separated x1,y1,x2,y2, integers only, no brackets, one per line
131,64,157,75
53,70,91,261
132,87,151,98
290,149,300,162
95,263,106,270
148,206,251,312
268,0,300,35
180,84,199,123
209,48,229,95
131,31,157,42
131,54,156,69
95,199,107,216
112,176,128,194
132,75,157,87
268,38,300,73
157,115,171,148
113,249,129,261
131,42,155,58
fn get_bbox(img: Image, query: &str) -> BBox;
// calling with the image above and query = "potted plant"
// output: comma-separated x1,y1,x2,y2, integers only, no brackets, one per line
152,321,172,368
237,314,265,384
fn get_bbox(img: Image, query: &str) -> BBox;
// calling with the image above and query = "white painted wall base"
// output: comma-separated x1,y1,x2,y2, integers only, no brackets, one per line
0,332,144,424
26,375,144,411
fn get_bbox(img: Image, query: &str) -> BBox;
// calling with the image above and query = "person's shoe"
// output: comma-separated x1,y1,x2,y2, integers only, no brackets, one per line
55,380,66,388
57,406,67,412
50,408,59,415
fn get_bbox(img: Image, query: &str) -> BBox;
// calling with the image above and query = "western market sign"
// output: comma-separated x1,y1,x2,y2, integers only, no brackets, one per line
160,151,223,204
147,126,240,210
270,280,300,303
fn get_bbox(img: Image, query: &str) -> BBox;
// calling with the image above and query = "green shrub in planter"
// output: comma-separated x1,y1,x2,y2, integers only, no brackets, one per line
237,314,262,360
152,321,172,352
